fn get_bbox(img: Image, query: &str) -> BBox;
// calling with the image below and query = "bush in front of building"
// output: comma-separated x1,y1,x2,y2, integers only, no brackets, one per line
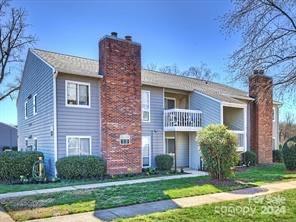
155,154,174,171
198,124,239,180
0,151,44,183
56,155,106,179
272,149,283,163
242,151,257,166
282,136,296,170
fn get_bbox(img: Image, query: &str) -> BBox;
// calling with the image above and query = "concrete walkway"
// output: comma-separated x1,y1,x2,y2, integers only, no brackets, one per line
28,180,296,222
0,171,207,200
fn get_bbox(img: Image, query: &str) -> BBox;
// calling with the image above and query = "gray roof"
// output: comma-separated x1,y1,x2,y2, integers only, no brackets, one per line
32,49,253,104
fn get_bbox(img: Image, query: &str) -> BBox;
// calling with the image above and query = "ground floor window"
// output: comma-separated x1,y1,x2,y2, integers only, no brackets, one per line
33,138,37,151
142,136,151,168
165,137,175,154
66,136,91,156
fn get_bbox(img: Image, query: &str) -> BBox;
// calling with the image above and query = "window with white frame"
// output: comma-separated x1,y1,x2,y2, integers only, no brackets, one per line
25,101,28,119
67,136,91,156
120,134,130,145
66,81,90,107
33,94,37,115
142,136,151,167
141,90,150,122
33,138,37,151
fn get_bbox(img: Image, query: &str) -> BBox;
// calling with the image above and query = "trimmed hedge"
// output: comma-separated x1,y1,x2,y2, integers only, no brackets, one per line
282,136,296,170
242,151,257,166
273,150,283,163
0,151,44,182
155,154,173,171
56,156,106,179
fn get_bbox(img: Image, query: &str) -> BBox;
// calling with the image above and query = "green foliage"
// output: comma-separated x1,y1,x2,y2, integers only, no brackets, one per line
242,151,257,166
198,124,239,180
155,154,174,171
273,150,283,163
0,151,44,182
282,136,296,170
56,156,106,179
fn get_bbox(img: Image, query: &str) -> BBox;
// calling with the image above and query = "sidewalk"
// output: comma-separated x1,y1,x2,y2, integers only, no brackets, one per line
0,171,207,200
29,180,296,222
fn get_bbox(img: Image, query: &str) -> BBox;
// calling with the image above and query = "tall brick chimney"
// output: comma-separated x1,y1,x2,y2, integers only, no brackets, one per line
99,33,142,175
249,70,273,164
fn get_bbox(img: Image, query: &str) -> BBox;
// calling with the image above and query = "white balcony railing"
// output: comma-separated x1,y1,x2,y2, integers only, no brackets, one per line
230,130,245,152
164,109,202,131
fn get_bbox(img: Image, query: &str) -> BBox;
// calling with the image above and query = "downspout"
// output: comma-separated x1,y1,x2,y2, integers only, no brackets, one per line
53,71,58,175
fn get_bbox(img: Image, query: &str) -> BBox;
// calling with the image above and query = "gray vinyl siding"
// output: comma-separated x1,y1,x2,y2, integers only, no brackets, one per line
142,85,164,167
17,51,55,175
56,74,101,158
0,123,17,149
223,107,244,131
190,91,221,126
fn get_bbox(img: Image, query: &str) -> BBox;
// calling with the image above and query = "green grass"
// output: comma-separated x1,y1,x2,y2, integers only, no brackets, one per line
1,163,296,221
118,188,296,222
0,172,179,194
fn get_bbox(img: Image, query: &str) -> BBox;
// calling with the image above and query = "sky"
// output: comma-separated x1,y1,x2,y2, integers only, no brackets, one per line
0,0,293,125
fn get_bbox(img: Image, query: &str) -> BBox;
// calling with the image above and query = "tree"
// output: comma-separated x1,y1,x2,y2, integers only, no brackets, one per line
223,0,296,95
198,124,239,180
280,112,296,143
0,0,36,101
145,63,217,81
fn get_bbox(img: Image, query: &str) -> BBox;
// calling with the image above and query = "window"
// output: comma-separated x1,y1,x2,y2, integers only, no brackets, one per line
25,101,28,119
120,134,130,145
66,81,90,107
33,94,37,115
33,138,37,151
165,137,175,154
66,136,91,156
25,138,28,147
142,136,151,168
141,90,150,122
165,97,176,110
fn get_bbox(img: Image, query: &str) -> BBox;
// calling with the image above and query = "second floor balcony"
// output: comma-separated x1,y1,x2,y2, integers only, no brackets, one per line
164,109,202,131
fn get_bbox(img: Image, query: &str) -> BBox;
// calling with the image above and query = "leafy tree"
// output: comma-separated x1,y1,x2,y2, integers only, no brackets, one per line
198,124,239,180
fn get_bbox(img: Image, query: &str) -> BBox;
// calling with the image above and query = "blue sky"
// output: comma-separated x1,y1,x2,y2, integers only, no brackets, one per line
0,0,292,125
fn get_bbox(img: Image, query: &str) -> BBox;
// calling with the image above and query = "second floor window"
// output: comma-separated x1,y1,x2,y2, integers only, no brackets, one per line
66,80,90,108
25,101,28,119
33,94,37,115
142,90,150,122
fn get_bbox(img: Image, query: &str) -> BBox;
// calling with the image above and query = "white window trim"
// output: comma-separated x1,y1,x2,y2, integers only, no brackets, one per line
66,136,92,156
33,94,37,115
24,101,28,119
33,137,37,150
142,136,151,168
65,80,91,108
142,90,150,122
273,107,276,122
164,97,176,109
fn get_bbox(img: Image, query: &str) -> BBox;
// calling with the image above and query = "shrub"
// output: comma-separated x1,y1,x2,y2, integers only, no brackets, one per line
242,151,257,166
273,149,283,163
0,151,44,182
198,124,239,180
282,136,296,170
155,154,173,171
56,155,106,179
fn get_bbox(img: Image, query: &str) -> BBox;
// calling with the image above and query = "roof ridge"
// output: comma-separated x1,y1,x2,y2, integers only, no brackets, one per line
33,48,98,62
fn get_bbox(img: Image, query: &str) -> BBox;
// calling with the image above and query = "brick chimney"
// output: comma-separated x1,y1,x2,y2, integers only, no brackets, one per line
99,33,142,175
249,70,273,164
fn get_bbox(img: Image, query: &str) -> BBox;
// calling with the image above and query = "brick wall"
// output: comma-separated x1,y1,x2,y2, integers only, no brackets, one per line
249,73,273,164
99,35,142,175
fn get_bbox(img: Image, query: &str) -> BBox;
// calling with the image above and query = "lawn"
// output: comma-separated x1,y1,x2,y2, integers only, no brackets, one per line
1,163,296,221
118,188,296,222
0,171,180,194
